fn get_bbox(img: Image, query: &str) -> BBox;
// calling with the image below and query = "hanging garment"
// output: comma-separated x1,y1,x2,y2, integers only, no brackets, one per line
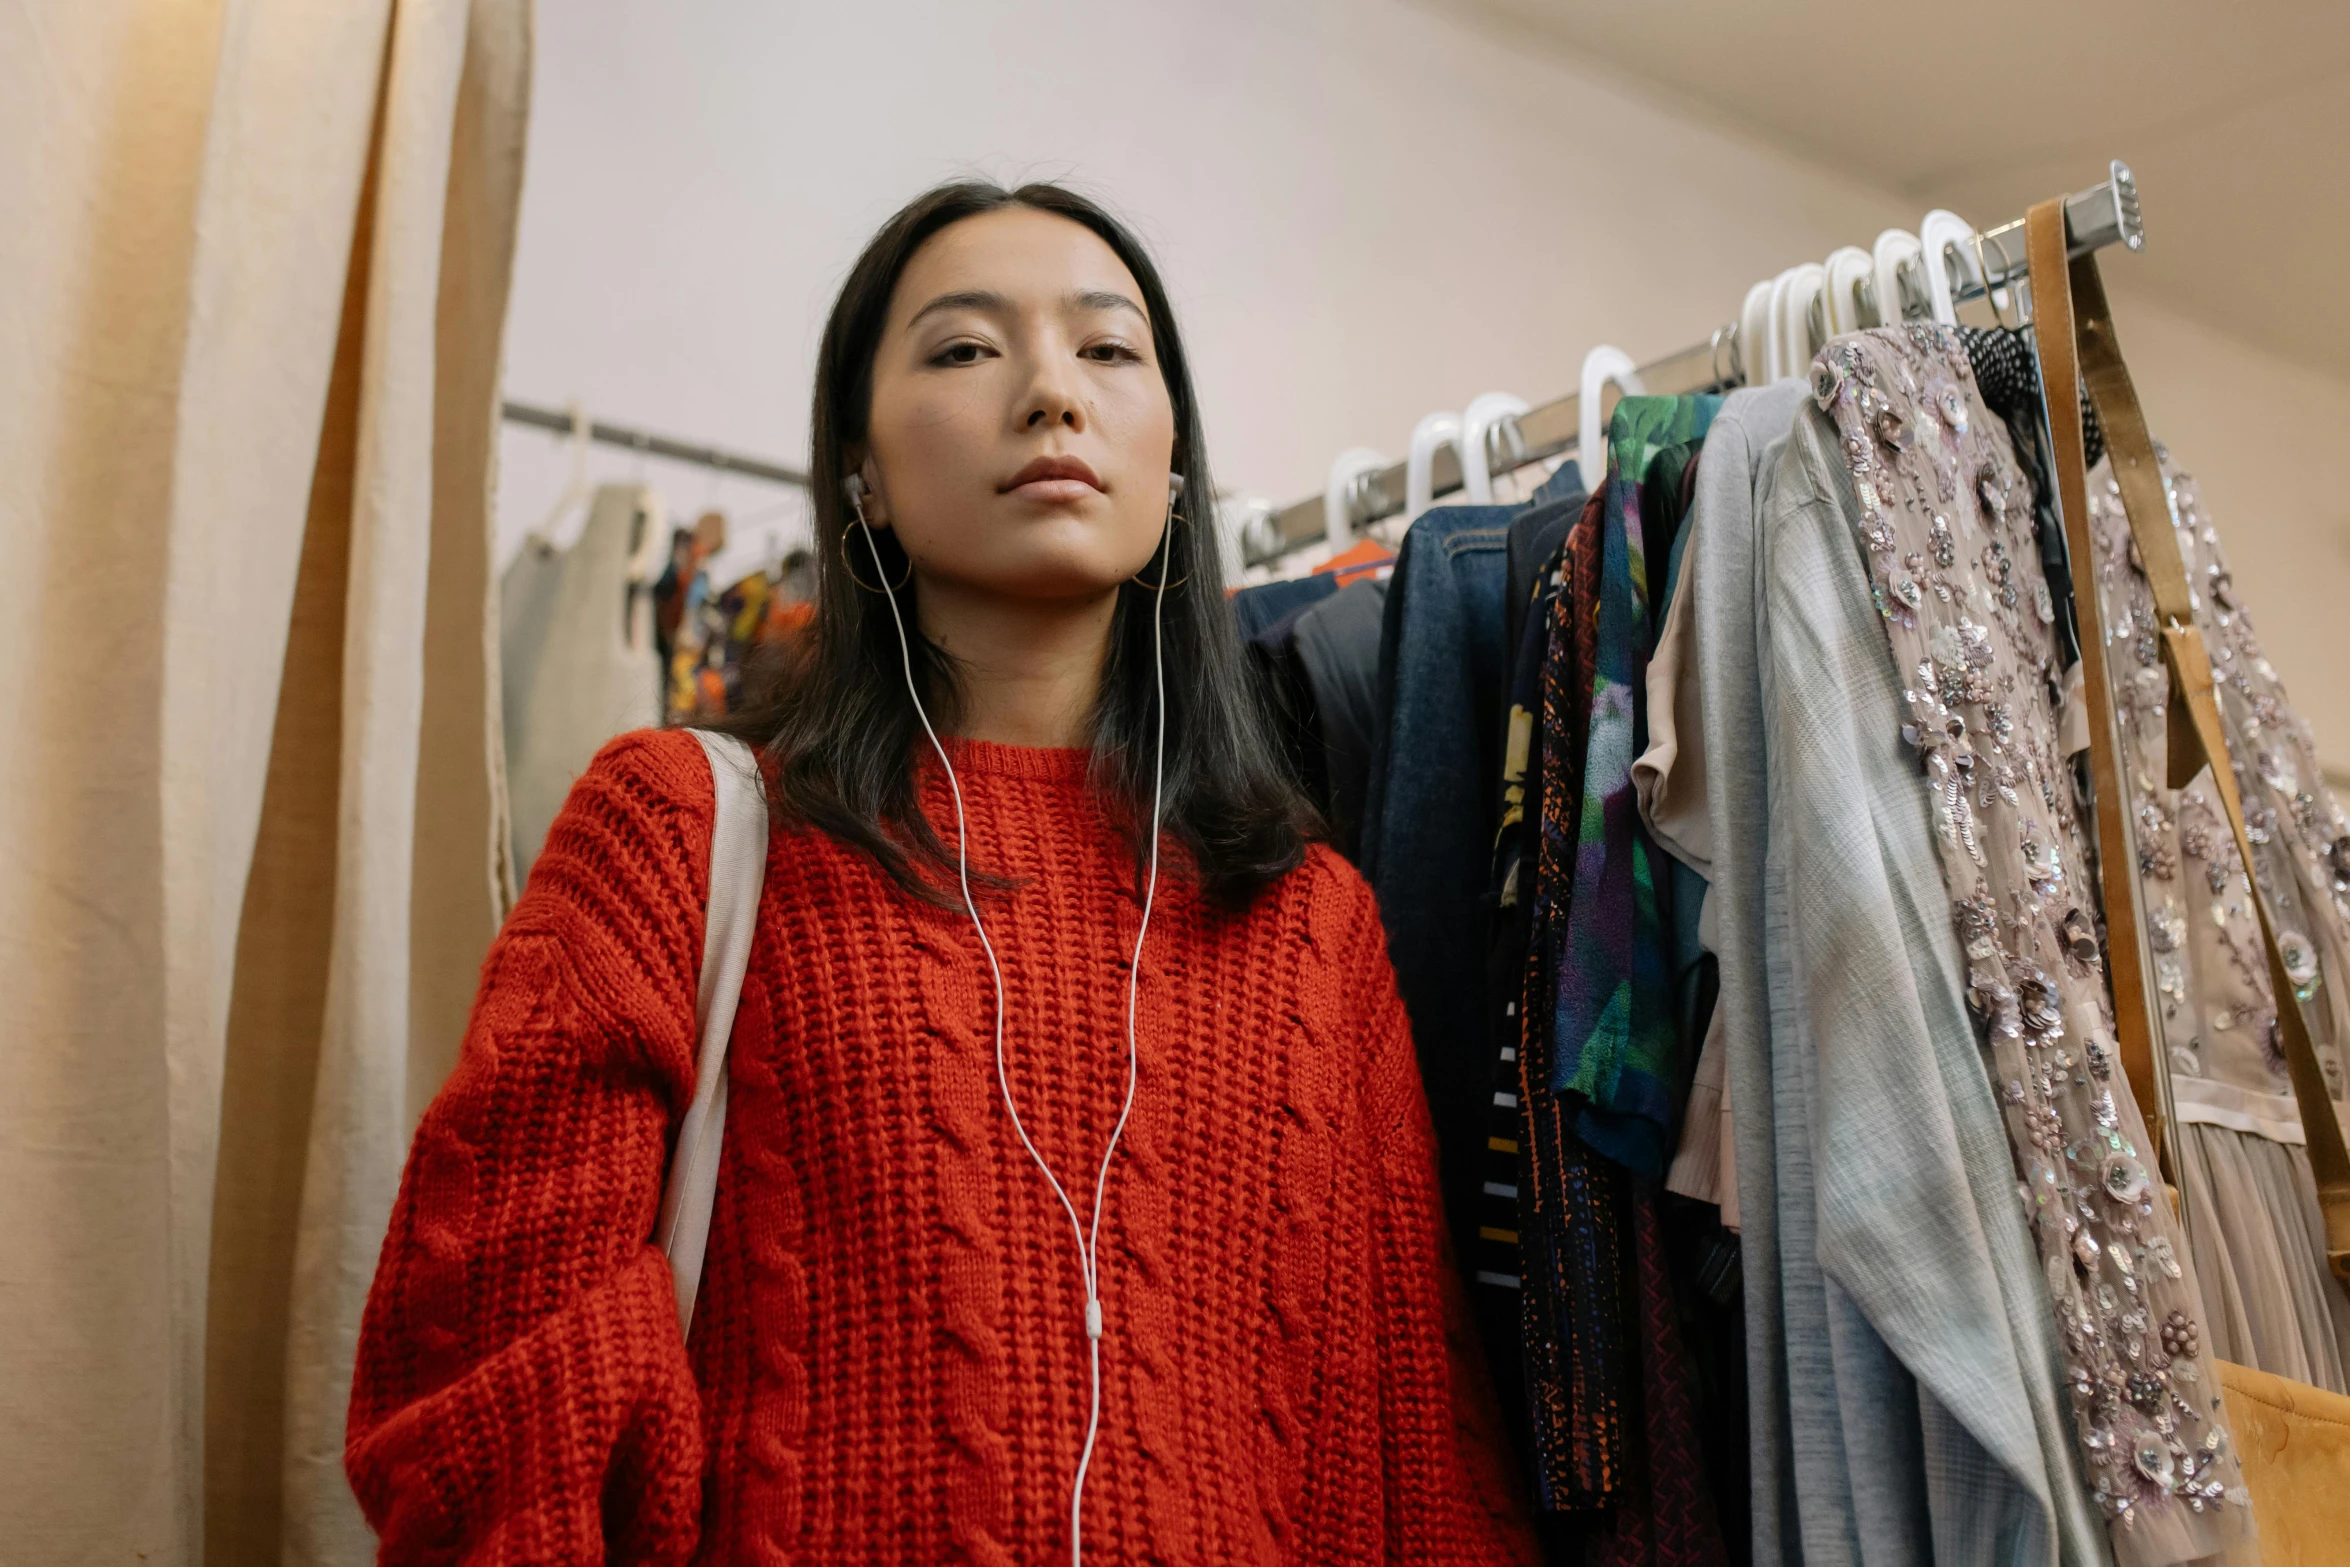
1232,572,1340,639
1642,441,1716,1068
1590,1190,1730,1567
1812,325,2250,1564
1501,469,1590,736
500,483,662,881
1549,397,1719,1178
1627,435,1749,1561
1472,498,1581,1500
1662,1015,1735,1225
653,508,737,723
1958,325,2091,671
1511,416,1735,1537
663,553,718,720
1364,490,1543,1256
1641,393,1779,1236
1707,381,2109,1567
1645,463,1737,1229
1498,420,1726,1563
1516,492,1633,1514
1234,581,1333,829
1290,576,1390,862
661,561,804,724
2081,451,2350,1389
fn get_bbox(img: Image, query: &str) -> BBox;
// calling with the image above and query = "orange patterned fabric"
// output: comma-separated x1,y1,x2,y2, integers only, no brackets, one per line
347,727,1536,1564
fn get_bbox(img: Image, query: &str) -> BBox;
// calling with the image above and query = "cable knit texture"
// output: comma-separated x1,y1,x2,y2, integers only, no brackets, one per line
349,727,1535,1565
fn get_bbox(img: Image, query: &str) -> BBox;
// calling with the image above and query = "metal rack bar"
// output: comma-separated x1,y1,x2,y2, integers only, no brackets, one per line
1250,161,2143,567
500,398,809,488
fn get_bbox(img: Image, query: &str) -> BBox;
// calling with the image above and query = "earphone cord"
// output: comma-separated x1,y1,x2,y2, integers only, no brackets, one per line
861,516,1167,1567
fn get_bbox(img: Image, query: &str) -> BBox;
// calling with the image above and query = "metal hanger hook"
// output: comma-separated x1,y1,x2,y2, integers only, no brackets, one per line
1974,230,2030,329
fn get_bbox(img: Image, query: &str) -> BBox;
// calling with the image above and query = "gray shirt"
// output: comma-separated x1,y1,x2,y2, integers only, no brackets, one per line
1696,386,2108,1567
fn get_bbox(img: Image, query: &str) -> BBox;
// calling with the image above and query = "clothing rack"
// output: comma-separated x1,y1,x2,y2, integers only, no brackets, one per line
1248,161,2144,567
501,398,809,488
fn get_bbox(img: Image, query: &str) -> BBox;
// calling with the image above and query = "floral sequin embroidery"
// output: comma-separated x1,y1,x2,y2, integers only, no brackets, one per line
1814,327,2249,1537
2086,458,2350,1103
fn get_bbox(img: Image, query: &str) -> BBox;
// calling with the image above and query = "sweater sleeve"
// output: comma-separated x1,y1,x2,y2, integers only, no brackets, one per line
346,730,715,1564
1342,873,1541,1565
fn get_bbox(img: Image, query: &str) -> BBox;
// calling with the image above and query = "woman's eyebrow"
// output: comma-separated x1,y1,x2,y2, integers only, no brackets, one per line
905,287,1144,327
1069,288,1144,320
906,288,1008,327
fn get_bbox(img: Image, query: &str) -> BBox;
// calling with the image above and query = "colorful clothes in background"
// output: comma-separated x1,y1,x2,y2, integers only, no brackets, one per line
1519,493,1631,1513
654,524,815,725
1583,1187,1728,1567
1551,395,1720,1178
1505,415,1730,1564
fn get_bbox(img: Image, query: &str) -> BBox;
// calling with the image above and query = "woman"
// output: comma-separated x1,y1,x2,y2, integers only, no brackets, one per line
348,181,1533,1564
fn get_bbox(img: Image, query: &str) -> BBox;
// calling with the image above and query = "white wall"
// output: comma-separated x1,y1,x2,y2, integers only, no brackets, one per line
498,0,2350,764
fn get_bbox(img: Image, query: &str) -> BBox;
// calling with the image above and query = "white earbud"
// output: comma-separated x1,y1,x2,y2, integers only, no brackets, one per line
849,468,1176,1567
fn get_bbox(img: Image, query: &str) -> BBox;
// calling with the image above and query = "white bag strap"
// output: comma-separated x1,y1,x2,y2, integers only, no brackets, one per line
654,730,770,1330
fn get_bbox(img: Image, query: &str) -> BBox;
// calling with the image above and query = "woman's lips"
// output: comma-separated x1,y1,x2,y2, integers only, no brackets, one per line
1001,455,1103,501
1007,477,1100,505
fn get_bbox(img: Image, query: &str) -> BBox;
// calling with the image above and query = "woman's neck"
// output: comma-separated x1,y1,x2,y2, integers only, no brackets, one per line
914,575,1115,749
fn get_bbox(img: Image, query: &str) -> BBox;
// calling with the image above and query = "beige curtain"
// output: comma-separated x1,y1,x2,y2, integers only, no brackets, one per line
0,1,529,1561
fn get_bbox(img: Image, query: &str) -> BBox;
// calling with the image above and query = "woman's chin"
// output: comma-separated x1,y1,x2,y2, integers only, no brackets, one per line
925,537,1154,604
998,559,1143,602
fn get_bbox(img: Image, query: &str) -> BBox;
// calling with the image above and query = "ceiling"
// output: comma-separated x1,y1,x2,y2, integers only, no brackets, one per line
1417,0,2350,380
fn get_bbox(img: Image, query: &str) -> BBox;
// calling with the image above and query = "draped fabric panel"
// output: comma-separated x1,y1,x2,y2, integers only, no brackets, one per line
0,1,528,1560
280,3,529,1558
1,5,241,1556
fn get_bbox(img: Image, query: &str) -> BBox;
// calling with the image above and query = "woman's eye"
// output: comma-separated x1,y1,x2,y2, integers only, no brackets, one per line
1083,341,1142,364
931,341,989,367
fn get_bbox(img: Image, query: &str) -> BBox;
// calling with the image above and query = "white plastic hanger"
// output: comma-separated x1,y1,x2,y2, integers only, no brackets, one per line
1404,411,1464,522
1737,280,1774,384
1765,265,1813,382
1215,495,1270,582
1822,246,1877,333
1578,347,1643,471
1774,263,1828,378
626,486,672,585
530,399,597,550
1917,209,1982,326
1872,230,1923,328
624,488,669,657
1459,393,1530,504
1323,447,1390,548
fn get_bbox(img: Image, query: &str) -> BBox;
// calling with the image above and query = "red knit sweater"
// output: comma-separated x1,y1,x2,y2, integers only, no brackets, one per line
348,728,1535,1564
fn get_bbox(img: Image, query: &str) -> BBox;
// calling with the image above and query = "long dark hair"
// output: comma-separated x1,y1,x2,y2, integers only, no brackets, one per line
719,180,1315,907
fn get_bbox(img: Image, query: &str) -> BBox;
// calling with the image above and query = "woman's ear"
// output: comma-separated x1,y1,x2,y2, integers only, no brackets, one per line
851,454,892,530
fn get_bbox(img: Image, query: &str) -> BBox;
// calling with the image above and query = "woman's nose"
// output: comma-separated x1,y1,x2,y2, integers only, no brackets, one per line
1020,352,1086,433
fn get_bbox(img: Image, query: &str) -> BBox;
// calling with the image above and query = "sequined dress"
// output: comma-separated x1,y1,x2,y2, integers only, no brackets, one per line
1810,326,2251,1565
2084,452,2350,1388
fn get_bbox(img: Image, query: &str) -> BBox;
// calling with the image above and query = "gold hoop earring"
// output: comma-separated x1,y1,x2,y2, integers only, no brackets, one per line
840,520,912,593
1130,510,1189,591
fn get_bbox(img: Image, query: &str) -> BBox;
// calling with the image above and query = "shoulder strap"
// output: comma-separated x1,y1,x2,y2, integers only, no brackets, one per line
2028,204,2163,1169
2029,200,2350,1282
654,730,771,1329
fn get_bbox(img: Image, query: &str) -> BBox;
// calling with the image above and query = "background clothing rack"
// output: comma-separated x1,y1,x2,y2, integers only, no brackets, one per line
501,397,809,488
1248,160,2144,568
